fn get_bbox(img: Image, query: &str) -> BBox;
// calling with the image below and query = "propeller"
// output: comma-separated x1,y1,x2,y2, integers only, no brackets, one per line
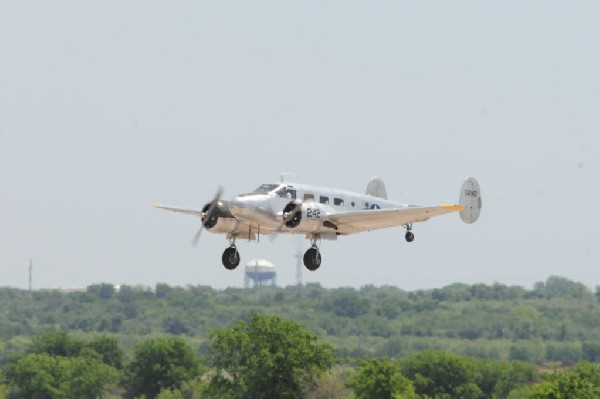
191,186,224,247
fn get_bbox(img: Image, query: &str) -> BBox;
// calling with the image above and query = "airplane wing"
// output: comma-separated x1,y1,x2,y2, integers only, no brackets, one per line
153,203,203,217
328,204,463,235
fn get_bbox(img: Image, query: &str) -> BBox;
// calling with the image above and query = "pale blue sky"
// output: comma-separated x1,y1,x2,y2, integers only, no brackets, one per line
1,1,598,290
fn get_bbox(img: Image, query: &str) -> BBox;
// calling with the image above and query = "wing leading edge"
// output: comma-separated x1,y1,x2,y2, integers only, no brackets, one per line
328,204,463,235
153,203,203,217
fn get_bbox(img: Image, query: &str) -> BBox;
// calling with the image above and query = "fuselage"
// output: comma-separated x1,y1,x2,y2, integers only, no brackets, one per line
228,182,408,234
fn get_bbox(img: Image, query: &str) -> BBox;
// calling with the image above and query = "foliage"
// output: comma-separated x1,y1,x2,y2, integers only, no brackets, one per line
156,378,206,399
88,335,125,369
400,350,484,398
528,362,600,398
125,337,200,399
3,352,117,399
28,331,85,357
305,368,353,399
1,276,599,367
346,357,417,399
26,331,124,369
207,313,335,399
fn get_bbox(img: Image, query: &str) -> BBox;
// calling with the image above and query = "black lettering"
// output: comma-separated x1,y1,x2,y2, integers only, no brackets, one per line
306,208,322,218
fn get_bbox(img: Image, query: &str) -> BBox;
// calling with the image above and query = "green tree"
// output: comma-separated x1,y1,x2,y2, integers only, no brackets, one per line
28,331,84,357
156,378,206,399
88,335,125,369
492,361,538,398
400,350,483,399
306,368,353,399
346,357,417,399
207,313,335,399
62,356,118,398
3,353,116,399
529,363,600,399
126,337,200,399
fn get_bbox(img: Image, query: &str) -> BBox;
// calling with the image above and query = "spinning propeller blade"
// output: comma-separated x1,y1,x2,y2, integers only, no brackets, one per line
191,186,224,247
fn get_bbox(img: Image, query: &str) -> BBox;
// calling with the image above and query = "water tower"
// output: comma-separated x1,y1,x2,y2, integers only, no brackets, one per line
244,259,276,288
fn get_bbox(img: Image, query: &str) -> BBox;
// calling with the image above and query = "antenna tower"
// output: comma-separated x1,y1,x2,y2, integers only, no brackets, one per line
279,172,296,183
295,249,303,287
29,260,33,292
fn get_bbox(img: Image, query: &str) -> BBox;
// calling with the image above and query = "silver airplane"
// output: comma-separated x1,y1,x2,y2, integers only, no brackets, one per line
154,177,482,271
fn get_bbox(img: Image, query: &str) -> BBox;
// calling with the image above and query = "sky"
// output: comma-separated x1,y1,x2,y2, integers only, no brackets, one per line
1,1,599,291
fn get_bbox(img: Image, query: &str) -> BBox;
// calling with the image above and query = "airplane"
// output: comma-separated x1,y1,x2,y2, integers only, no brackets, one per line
154,176,482,271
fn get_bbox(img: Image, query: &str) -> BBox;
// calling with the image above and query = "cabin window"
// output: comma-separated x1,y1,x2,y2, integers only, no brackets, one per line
334,198,344,206
303,193,314,201
320,196,329,204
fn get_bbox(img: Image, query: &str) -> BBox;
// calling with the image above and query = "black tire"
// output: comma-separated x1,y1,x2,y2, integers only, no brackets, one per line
303,248,321,271
222,247,240,270
405,231,415,242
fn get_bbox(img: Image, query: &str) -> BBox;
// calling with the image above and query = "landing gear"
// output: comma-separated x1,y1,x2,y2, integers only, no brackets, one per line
222,236,240,270
222,247,240,270
304,248,321,271
404,224,415,242
303,235,322,271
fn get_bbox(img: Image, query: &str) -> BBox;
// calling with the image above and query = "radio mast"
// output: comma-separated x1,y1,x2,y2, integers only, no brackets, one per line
29,259,33,292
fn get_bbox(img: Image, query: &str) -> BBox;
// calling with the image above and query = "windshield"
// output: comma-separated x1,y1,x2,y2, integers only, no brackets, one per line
252,184,280,194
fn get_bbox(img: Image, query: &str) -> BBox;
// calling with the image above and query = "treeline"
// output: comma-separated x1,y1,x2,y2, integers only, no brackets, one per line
1,276,599,366
1,317,599,399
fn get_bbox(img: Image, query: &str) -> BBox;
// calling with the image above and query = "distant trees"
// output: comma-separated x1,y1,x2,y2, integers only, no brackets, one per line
2,277,600,365
207,313,335,399
1,320,599,398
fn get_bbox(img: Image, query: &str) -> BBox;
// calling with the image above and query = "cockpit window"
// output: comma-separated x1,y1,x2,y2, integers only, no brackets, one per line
274,186,296,199
253,184,280,194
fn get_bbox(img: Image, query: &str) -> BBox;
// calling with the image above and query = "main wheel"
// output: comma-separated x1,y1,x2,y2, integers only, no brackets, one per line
303,248,321,271
405,231,415,242
222,247,240,270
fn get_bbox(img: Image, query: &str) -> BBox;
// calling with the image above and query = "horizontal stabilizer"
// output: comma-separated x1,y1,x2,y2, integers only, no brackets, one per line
459,177,482,224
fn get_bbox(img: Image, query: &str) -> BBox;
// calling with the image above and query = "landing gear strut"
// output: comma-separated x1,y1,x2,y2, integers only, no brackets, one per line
303,236,322,271
222,237,240,270
404,224,415,242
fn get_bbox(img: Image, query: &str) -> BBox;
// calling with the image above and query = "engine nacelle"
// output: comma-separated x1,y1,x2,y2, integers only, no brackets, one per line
202,200,238,233
282,201,335,233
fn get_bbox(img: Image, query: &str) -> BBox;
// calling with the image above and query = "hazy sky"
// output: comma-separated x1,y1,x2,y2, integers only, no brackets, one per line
1,1,598,291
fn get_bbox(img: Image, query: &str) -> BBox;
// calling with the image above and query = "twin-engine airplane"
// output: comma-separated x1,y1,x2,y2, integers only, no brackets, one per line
154,177,482,271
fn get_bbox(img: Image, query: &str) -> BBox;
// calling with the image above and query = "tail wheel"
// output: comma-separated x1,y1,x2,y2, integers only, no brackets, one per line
222,247,240,270
303,248,321,271
405,231,415,242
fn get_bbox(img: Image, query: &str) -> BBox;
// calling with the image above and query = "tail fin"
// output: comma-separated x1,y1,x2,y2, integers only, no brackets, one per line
366,177,388,199
459,177,482,224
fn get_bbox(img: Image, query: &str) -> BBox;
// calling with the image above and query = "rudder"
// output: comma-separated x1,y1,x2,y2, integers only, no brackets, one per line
459,177,482,224
366,177,388,199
